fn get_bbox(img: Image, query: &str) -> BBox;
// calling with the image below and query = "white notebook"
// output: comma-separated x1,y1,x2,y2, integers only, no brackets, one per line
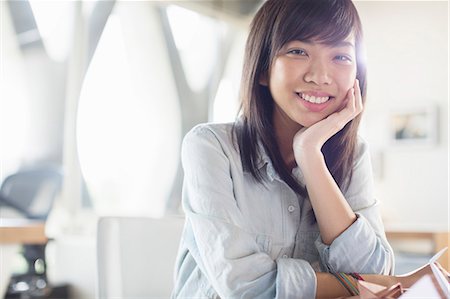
399,247,449,299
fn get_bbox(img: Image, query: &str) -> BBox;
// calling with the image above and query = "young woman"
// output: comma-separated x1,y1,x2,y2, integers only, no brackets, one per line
172,0,448,298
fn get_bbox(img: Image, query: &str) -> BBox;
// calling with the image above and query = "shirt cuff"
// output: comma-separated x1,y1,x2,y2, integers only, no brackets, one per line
314,214,379,273
276,258,316,299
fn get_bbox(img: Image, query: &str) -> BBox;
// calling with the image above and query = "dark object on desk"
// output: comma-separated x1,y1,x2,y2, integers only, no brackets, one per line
5,279,70,299
0,166,63,299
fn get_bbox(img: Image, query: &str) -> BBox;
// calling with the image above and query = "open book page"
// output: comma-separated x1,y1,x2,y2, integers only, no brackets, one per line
429,247,450,298
399,275,441,298
399,247,449,298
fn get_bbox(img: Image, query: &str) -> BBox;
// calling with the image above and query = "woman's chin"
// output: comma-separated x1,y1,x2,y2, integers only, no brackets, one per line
296,117,325,128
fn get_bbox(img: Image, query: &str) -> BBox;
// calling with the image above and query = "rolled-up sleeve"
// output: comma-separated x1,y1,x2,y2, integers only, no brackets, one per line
314,137,394,275
180,125,317,299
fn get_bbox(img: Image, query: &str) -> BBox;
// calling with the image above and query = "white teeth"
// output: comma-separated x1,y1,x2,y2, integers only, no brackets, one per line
302,93,330,104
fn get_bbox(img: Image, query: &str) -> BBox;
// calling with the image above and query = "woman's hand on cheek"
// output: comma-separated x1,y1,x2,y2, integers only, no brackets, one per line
293,79,363,163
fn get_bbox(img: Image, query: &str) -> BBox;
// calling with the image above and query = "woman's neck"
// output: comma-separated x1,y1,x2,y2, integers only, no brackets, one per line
273,108,303,171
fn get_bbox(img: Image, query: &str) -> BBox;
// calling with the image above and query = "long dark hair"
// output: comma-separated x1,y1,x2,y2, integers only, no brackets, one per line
233,0,367,197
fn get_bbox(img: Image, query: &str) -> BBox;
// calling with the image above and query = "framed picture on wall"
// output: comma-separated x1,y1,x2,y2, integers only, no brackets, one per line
389,104,439,146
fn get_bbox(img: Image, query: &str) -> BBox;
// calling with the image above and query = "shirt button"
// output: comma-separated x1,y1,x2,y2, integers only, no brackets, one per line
288,205,295,212
282,254,288,258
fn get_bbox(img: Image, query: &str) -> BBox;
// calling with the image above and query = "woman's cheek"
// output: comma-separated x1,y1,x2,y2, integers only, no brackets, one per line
346,76,356,90
344,67,357,87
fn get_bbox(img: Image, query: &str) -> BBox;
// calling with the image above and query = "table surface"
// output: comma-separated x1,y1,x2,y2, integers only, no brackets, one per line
386,231,449,271
0,218,47,244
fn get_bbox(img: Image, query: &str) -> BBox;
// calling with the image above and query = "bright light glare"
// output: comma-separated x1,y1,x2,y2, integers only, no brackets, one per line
211,31,246,123
166,5,223,92
212,79,237,122
1,3,31,177
29,0,73,62
77,7,181,217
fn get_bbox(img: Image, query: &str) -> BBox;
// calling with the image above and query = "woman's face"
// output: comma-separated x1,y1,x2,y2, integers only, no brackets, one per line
265,35,357,130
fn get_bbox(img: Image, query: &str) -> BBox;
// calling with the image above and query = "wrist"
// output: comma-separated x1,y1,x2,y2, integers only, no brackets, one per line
295,147,324,169
361,274,399,288
395,276,410,288
292,131,323,158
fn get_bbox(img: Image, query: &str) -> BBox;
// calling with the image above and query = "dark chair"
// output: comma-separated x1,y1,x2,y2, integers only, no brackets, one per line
0,165,63,299
0,166,63,220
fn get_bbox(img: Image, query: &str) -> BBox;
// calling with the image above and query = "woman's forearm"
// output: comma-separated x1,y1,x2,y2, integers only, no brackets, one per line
300,150,357,245
316,272,397,299
316,272,351,299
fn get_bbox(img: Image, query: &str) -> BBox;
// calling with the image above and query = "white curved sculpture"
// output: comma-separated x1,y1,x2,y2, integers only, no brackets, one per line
77,2,181,217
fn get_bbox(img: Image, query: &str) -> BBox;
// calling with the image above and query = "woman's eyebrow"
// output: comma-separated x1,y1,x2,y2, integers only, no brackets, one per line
287,40,354,49
331,41,355,49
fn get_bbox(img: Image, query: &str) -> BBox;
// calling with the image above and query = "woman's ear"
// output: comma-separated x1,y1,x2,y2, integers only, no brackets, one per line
259,73,269,86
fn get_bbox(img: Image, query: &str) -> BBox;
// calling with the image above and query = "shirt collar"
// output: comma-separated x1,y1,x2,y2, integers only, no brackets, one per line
256,140,279,182
255,139,305,187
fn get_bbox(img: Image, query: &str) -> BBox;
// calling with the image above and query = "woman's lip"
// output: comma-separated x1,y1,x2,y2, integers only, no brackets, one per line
296,93,333,112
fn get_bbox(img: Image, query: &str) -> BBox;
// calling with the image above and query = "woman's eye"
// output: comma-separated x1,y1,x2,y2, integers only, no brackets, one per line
334,55,352,62
288,49,307,56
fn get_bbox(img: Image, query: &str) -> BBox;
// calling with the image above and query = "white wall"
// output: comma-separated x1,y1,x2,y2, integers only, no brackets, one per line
355,1,448,231
0,2,66,178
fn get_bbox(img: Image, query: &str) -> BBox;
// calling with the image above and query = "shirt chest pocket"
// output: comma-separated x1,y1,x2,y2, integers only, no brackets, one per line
256,234,285,260
256,234,271,253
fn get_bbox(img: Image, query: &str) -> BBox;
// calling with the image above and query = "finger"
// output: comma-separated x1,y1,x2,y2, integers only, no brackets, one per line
331,88,354,128
343,87,356,115
354,79,363,113
349,87,356,111
340,87,354,112
354,78,360,90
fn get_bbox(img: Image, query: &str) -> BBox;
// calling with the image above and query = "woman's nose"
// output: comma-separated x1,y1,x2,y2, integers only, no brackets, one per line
303,60,332,85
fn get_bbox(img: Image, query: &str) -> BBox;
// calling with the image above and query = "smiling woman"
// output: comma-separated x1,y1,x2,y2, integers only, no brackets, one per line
171,0,449,298
1,0,447,298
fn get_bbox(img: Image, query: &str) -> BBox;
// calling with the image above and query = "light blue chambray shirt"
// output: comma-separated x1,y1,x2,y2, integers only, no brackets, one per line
172,122,394,299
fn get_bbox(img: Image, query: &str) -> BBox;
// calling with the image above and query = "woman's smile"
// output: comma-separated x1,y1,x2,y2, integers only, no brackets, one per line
295,92,335,113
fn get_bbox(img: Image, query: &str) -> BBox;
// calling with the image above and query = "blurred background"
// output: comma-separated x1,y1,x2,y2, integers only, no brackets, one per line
0,0,448,298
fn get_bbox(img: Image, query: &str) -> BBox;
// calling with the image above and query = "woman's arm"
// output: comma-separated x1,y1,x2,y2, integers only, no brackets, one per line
293,80,393,275
315,272,394,299
316,263,450,299
316,272,395,299
298,149,356,245
293,79,363,245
